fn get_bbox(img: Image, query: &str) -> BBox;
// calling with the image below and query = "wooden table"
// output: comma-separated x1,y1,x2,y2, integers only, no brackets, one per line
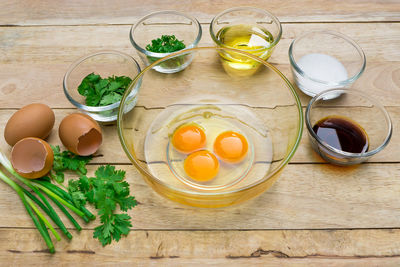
0,1,399,266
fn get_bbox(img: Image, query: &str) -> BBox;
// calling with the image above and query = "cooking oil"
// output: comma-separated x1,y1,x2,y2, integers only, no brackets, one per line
215,24,275,76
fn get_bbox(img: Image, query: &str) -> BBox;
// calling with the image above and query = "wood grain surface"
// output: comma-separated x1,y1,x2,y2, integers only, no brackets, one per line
1,163,400,229
0,23,399,108
0,1,400,265
0,0,399,25
2,229,400,266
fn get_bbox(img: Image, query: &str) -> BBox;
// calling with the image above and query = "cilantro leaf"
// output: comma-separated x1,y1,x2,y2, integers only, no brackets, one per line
106,81,122,93
77,73,132,107
99,92,122,106
95,165,125,182
67,165,137,246
85,92,102,106
78,73,101,96
50,171,65,184
93,213,132,246
117,195,137,212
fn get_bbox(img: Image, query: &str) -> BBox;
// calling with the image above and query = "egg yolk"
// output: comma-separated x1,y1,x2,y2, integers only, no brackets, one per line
172,124,206,153
184,150,219,182
214,131,248,163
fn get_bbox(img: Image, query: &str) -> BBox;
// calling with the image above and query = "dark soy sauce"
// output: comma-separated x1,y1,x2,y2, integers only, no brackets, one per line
312,116,369,153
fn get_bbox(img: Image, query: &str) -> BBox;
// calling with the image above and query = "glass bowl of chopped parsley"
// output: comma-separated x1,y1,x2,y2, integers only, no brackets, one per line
130,10,202,73
63,50,141,123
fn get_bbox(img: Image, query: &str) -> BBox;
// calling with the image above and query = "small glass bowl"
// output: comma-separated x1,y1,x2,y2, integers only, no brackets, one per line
306,89,392,165
63,50,141,123
289,30,366,97
130,10,202,74
210,7,281,75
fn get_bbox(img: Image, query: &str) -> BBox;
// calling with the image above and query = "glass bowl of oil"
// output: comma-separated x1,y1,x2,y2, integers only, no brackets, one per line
210,7,282,76
130,10,202,74
118,47,303,208
306,88,392,165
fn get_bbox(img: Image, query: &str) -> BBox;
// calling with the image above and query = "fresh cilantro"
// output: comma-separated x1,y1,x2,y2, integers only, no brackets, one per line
49,145,92,183
146,35,186,53
67,165,137,246
78,73,132,107
99,92,122,106
51,146,137,246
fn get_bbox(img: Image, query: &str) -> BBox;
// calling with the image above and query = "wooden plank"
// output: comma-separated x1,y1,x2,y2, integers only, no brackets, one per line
1,23,399,63
1,229,400,266
0,106,398,164
1,62,398,108
0,23,399,108
0,0,399,25
0,163,400,229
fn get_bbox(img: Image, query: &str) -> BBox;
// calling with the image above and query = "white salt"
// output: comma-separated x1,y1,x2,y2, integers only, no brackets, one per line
294,53,348,96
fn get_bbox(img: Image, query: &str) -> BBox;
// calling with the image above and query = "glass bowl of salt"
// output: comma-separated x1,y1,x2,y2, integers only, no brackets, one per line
289,30,366,98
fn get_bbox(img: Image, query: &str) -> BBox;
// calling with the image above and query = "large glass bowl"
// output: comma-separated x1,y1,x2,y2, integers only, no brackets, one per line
118,47,303,208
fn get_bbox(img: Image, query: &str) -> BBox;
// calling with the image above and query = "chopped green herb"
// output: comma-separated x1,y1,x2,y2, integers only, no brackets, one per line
146,35,186,53
78,73,132,107
49,145,92,184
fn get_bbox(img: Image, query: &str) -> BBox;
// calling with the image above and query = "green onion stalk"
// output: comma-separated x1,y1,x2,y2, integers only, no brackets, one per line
0,152,96,253
0,170,56,253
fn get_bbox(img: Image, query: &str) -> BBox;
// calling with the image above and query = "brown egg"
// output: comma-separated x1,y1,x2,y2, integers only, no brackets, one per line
59,113,102,156
4,103,55,146
11,137,54,179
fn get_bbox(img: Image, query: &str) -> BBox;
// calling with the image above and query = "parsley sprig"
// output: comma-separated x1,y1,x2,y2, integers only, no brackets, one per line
78,73,132,107
49,146,137,246
68,165,137,246
146,35,186,53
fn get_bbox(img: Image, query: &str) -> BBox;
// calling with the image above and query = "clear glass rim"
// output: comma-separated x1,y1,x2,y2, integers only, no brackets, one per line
63,50,141,112
305,88,392,158
289,30,366,86
117,46,304,196
130,10,202,58
209,6,282,52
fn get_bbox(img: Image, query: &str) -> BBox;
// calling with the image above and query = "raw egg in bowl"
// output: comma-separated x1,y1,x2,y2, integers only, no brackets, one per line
118,47,303,208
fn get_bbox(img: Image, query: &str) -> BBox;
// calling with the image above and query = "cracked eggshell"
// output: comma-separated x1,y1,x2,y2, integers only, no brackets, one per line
4,103,55,146
59,113,103,156
11,137,54,179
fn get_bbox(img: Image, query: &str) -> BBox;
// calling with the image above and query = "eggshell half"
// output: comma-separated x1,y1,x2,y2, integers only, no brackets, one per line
4,103,55,146
59,113,102,156
11,137,54,179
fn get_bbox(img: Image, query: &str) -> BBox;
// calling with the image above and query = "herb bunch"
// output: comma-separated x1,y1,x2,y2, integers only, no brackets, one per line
68,165,137,246
0,145,137,252
49,146,137,246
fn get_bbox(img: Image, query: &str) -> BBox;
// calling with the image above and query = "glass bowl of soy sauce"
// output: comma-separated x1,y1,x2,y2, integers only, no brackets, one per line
305,89,392,165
